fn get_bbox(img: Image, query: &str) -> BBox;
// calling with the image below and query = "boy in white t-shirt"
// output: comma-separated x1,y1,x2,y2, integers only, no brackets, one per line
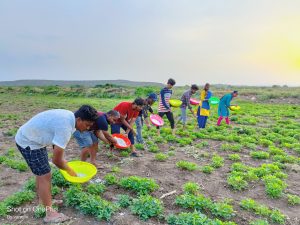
15,105,98,223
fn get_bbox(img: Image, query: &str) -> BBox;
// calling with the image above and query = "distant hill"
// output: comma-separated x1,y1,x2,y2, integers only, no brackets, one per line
0,79,164,87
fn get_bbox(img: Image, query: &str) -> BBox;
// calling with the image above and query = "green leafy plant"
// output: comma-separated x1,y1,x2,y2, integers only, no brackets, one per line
111,166,121,173
240,198,285,224
130,195,164,220
201,165,214,174
227,175,248,191
250,151,270,159
155,153,169,161
104,173,118,185
120,150,130,157
86,183,106,195
119,176,159,194
211,154,224,168
176,160,198,171
183,182,200,195
209,200,235,220
175,193,212,211
228,154,241,161
116,194,132,208
287,194,300,205
263,175,287,198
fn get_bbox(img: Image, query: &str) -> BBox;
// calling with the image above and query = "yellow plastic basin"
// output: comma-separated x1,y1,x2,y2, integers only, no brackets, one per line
169,99,182,107
59,161,97,183
229,106,241,111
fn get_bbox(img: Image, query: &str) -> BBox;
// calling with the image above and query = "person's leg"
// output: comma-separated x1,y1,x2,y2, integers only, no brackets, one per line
16,144,69,222
203,116,208,128
73,130,93,161
197,106,201,128
80,132,97,162
166,111,175,135
225,117,230,125
198,115,204,128
181,108,187,128
121,124,137,155
217,116,223,126
135,117,143,143
157,112,165,135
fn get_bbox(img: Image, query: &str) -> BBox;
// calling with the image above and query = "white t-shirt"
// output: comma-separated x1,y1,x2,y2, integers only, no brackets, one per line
15,109,76,150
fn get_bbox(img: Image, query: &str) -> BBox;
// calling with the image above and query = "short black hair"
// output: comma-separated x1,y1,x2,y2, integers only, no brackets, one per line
133,98,145,106
74,105,98,122
191,84,199,91
167,78,176,86
106,110,120,118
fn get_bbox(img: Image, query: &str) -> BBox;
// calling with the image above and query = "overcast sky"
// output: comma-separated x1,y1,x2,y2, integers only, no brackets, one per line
0,0,300,86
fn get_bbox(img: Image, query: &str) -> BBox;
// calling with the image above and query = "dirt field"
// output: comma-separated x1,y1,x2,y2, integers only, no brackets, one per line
0,92,300,225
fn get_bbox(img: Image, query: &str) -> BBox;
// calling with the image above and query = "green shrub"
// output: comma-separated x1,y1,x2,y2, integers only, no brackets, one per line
287,194,300,205
130,195,163,220
119,176,159,194
155,153,169,161
201,165,214,174
211,154,224,168
183,182,200,195
250,151,270,159
228,154,241,161
116,194,132,208
227,175,248,191
176,161,198,171
104,173,118,185
209,201,235,220
135,143,144,150
86,183,106,195
175,193,212,211
263,175,287,198
120,151,130,157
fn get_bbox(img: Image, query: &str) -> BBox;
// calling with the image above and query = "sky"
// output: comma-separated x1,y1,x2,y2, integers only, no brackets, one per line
0,0,300,86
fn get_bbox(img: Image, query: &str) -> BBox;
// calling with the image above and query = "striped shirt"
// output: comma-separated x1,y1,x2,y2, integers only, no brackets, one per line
158,87,172,112
180,90,192,110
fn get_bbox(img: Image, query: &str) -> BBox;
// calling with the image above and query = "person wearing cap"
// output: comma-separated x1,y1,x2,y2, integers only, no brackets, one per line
217,91,238,126
135,93,157,144
177,84,199,129
197,83,212,128
73,110,120,167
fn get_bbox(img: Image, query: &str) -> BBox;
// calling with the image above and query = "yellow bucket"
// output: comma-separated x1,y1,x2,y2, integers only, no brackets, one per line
229,106,241,111
169,99,182,107
59,161,97,183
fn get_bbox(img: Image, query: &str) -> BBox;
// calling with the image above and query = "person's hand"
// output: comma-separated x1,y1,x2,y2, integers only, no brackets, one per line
123,133,128,138
66,167,77,177
109,143,114,151
147,125,151,130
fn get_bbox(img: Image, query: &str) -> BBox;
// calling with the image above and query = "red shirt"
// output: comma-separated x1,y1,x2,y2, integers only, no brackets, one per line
114,102,139,124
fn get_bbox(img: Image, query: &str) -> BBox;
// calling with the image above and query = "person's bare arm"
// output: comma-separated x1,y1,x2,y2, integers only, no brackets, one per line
102,130,117,144
52,145,77,176
127,118,137,135
120,115,132,130
144,117,151,129
95,130,109,144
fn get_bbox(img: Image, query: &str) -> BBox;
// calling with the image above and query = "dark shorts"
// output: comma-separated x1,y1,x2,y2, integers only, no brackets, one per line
16,144,51,176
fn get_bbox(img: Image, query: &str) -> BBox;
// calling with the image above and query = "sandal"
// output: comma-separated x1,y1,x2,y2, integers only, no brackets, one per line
43,212,70,223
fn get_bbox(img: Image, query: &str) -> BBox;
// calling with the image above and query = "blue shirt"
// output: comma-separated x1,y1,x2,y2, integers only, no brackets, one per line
15,109,76,150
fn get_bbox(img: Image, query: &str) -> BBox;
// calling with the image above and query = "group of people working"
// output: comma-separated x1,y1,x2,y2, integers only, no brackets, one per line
14,78,238,223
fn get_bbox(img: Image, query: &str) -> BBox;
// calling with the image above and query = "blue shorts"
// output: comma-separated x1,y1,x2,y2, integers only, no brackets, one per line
73,130,98,149
16,144,51,176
